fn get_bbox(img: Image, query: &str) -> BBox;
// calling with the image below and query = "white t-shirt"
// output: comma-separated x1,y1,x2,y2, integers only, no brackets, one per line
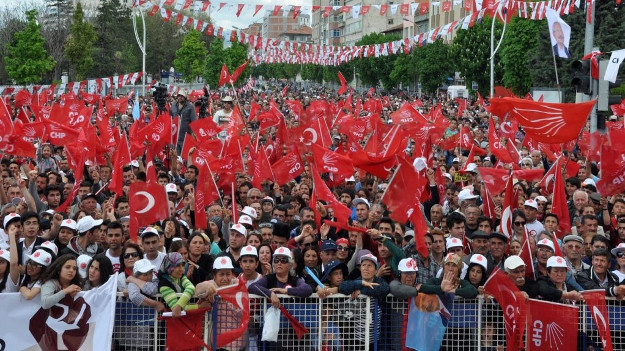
0,229,8,250
145,251,167,272
526,220,545,238
105,249,121,273
0,274,19,293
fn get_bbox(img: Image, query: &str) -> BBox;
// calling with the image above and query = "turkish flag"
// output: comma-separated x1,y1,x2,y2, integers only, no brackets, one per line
311,143,354,177
129,181,169,242
216,279,250,347
291,117,333,151
526,299,578,351
582,290,614,351
219,64,231,87
383,157,427,224
484,269,527,351
551,164,572,238
501,176,515,240
337,71,347,95
489,117,515,163
498,117,519,139
488,97,596,144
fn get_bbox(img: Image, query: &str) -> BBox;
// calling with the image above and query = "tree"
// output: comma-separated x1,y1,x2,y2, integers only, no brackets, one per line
450,16,503,96
300,64,324,83
352,33,401,88
144,14,184,76
500,18,542,95
174,30,207,82
415,40,453,93
93,0,135,77
204,37,249,88
5,10,56,84
42,0,73,80
65,2,97,81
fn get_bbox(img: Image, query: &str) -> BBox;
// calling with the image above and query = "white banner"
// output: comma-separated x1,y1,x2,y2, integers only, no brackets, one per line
0,274,117,351
605,49,625,83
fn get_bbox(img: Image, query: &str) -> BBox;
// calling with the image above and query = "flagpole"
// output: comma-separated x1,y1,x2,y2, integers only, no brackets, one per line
551,48,562,103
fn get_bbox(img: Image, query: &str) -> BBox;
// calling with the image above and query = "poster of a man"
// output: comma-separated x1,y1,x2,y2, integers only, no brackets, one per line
546,8,572,59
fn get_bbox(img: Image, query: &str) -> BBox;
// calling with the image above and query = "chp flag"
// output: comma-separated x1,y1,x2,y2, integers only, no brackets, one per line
527,299,578,351
0,273,117,350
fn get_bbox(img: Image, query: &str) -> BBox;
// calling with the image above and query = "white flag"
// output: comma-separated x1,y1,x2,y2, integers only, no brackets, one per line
605,49,625,83
351,5,361,18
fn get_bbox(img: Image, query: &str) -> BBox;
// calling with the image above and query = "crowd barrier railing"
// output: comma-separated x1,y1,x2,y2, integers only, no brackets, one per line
111,293,625,350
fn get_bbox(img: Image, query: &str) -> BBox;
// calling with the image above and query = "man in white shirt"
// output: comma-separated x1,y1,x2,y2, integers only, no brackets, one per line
213,96,234,141
523,199,545,238
105,221,124,272
141,227,166,270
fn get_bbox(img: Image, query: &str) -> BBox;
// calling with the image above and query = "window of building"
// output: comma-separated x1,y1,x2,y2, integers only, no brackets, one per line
387,19,394,25
332,29,340,37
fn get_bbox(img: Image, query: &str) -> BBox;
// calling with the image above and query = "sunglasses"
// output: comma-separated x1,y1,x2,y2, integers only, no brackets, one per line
337,246,350,251
123,252,140,259
27,260,44,268
273,257,289,264
617,252,625,258
514,221,526,226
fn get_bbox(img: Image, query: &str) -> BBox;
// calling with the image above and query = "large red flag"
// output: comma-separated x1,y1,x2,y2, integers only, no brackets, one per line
551,165,572,238
229,60,248,85
519,227,535,279
489,117,515,163
216,279,250,347
526,299,578,351
162,309,209,350
479,167,544,196
484,269,527,351
189,116,222,140
104,97,129,118
128,181,169,242
390,102,427,132
109,132,130,196
311,165,351,223
488,97,596,144
310,143,354,177
582,290,614,351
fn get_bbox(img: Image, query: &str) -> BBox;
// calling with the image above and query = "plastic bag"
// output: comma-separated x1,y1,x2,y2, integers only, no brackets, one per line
261,306,280,342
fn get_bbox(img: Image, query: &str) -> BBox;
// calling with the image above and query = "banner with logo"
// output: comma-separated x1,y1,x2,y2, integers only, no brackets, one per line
405,293,453,351
484,268,527,351
583,290,614,351
0,274,117,350
527,299,578,350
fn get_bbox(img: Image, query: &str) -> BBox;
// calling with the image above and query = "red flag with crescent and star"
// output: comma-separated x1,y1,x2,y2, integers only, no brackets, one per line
128,181,170,243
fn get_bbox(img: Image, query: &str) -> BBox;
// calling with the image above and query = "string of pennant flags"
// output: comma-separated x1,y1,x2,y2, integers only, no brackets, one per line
137,0,607,66
0,72,145,96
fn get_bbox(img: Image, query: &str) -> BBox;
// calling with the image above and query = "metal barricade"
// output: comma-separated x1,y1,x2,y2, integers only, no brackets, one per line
110,293,625,350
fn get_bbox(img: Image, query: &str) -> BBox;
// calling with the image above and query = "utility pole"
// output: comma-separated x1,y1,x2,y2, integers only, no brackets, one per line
583,0,597,132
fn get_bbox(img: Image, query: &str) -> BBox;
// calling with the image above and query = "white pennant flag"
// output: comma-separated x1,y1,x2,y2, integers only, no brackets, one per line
173,0,184,11
58,83,66,94
351,5,361,18
88,79,96,93
411,3,419,15
390,4,399,14
462,15,471,29
605,49,625,83
301,6,312,17
72,82,80,95
283,5,292,17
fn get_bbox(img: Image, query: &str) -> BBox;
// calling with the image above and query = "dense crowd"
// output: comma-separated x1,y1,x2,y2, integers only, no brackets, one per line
0,81,623,350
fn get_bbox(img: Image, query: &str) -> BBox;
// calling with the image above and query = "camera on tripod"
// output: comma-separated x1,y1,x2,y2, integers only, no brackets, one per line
151,83,169,112
195,87,210,119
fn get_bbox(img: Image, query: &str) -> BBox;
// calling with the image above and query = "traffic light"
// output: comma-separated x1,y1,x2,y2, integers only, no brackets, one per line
597,60,623,130
571,59,592,95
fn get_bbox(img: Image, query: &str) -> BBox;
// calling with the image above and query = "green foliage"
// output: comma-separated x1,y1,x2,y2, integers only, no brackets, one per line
390,54,417,87
500,17,542,95
353,33,401,88
252,64,301,80
4,10,56,84
450,16,503,97
144,15,184,76
204,38,250,88
174,30,208,82
65,2,97,81
300,64,324,83
93,0,134,76
416,40,453,93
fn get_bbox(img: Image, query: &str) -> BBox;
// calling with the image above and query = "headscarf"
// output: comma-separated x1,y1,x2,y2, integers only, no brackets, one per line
161,252,186,275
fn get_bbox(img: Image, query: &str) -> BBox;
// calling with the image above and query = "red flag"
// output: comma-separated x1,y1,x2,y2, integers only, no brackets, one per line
582,290,614,351
484,269,527,351
479,167,544,196
489,117,515,163
230,60,249,85
551,165,572,238
501,176,515,240
163,309,209,350
219,64,231,87
104,97,129,117
311,143,354,177
279,305,309,339
108,132,130,196
527,299,578,351
596,131,625,196
337,71,347,95
129,181,169,242
519,227,535,279
189,116,222,140
271,152,304,186
311,165,351,223
383,158,427,224
488,97,596,144
55,145,87,214
216,279,250,347
0,97,14,146
481,187,497,223
41,120,81,146
499,117,519,139
408,202,430,258
144,147,158,184
390,102,428,131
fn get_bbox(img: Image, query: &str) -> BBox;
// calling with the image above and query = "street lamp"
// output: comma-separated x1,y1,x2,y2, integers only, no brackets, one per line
132,5,147,96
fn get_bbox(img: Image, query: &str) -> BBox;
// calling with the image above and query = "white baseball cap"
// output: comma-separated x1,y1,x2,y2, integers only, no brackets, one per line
524,199,538,210
76,216,103,234
465,163,478,173
213,256,235,270
133,259,156,274
0,248,10,262
534,196,548,203
241,206,258,219
582,178,596,187
469,254,488,270
359,253,379,267
3,213,20,229
230,223,247,237
537,238,555,252
611,243,625,257
504,255,525,270
404,230,415,239
547,256,567,269
458,189,478,204
36,241,58,256
398,258,418,272
165,183,177,193
273,246,291,258
77,255,92,278
60,219,77,231
238,215,253,227
240,245,258,257
446,237,463,250
353,198,370,208
443,173,453,181
140,227,160,238
130,160,139,168
345,176,356,182
27,249,52,267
